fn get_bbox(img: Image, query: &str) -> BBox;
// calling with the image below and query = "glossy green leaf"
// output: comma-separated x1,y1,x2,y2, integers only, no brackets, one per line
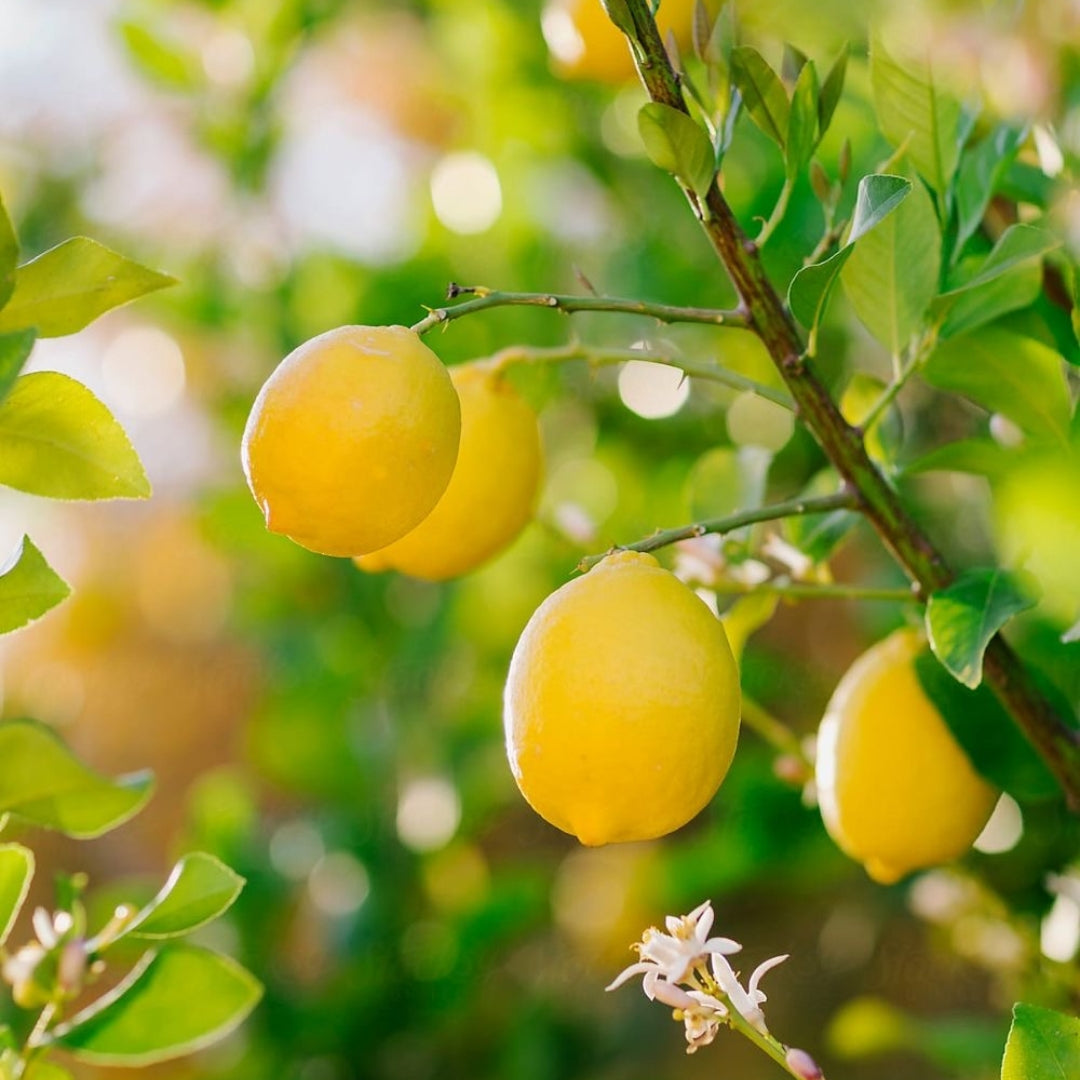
0,844,34,946
782,472,859,563
786,61,818,179
54,945,262,1066
600,0,635,38
0,536,71,635
937,225,1061,337
871,38,961,194
914,652,1058,800
0,238,175,338
954,125,1026,256
1001,1002,1080,1080
0,195,16,311
788,173,911,331
125,853,245,941
0,329,35,403
842,175,940,355
817,44,849,138
927,569,1039,688
730,46,789,149
923,327,1071,443
0,719,153,838
0,372,150,500
901,437,1014,480
638,103,715,198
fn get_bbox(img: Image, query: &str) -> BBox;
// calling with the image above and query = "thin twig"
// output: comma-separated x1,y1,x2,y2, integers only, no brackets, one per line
410,285,749,336
577,491,857,571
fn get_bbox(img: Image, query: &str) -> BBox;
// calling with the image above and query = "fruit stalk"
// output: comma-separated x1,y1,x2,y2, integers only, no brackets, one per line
615,0,1080,807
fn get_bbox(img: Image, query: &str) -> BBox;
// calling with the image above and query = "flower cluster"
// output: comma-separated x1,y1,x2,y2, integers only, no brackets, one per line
605,899,787,1053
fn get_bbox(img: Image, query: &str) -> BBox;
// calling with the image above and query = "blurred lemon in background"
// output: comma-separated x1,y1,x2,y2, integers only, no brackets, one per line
504,550,741,845
356,363,542,581
816,629,998,884
242,325,460,558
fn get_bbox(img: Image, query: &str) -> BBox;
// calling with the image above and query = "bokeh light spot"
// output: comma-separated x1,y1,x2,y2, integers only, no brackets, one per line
430,152,502,235
617,359,689,419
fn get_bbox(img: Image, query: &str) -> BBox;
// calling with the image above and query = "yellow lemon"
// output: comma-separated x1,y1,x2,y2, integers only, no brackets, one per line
355,364,543,581
542,0,706,84
504,550,741,845
242,325,460,558
815,629,998,884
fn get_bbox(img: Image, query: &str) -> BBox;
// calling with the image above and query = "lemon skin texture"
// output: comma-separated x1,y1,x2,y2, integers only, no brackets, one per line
242,325,460,558
543,0,706,84
504,550,741,846
815,629,998,885
354,364,543,581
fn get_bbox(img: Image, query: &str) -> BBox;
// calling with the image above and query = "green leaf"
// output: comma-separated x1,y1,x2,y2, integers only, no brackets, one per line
730,46,789,149
926,568,1039,688
923,327,1071,443
0,719,153,838
0,329,35,403
1001,1002,1080,1080
25,1062,73,1080
914,652,1058,800
600,0,636,37
0,843,34,946
901,437,1014,480
0,238,175,338
788,173,911,331
871,38,961,194
0,536,71,635
782,472,859,563
786,61,818,179
54,945,262,1066
817,44,849,138
124,853,245,941
0,195,17,311
842,175,940,355
0,372,150,500
118,21,201,91
954,125,1026,256
637,103,715,198
936,225,1061,337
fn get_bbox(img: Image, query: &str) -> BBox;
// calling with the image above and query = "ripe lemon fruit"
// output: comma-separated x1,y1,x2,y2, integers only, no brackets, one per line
355,363,543,581
242,325,460,558
542,0,706,84
815,629,998,884
504,550,741,845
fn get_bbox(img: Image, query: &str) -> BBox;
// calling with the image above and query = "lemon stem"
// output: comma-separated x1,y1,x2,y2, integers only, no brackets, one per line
479,342,793,409
410,285,750,336
740,697,809,767
577,491,858,571
613,0,1080,809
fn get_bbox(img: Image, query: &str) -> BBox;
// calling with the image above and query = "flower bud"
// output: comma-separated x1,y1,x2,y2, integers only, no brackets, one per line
58,939,88,995
785,1046,823,1079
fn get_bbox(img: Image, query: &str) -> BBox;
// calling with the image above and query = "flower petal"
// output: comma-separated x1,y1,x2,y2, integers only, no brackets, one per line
747,954,788,1003
605,961,654,992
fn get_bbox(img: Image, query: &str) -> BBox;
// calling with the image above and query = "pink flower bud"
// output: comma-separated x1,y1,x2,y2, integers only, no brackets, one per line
785,1047,823,1080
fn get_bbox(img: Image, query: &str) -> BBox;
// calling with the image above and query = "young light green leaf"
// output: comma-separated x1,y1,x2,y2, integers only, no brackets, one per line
730,46,789,149
25,1062,74,1080
0,238,175,338
0,719,153,838
926,569,1039,688
638,103,715,198
817,44,849,138
923,327,1071,443
0,372,150,500
124,853,245,941
788,173,911,331
0,195,16,310
0,329,35,403
937,225,1061,337
786,61,819,179
0,844,34,946
913,653,1058,800
901,437,1014,480
954,125,1026,256
1001,1002,1080,1080
0,536,71,635
118,21,200,91
841,174,940,355
871,37,961,194
54,945,262,1066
